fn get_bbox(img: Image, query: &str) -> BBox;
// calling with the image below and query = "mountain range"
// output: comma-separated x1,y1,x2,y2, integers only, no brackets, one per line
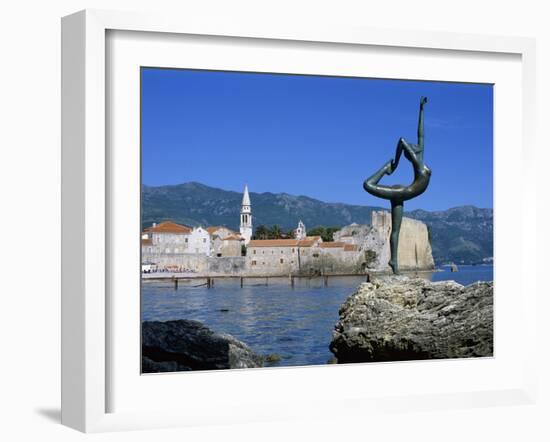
142,182,493,265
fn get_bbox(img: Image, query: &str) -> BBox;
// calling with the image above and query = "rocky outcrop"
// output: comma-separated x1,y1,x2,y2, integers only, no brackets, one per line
142,320,263,373
330,276,493,363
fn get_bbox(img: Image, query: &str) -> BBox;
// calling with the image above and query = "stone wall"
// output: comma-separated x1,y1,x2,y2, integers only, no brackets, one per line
333,224,371,246
369,211,435,271
245,245,365,276
247,246,296,276
141,251,247,276
142,252,209,272
302,248,364,275
206,257,247,276
219,240,242,257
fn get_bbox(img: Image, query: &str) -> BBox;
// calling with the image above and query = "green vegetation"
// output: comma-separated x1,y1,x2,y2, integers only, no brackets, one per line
253,225,295,240
307,226,340,242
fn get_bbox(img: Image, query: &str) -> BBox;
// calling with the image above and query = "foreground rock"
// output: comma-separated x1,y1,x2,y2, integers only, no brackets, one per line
330,277,493,363
142,320,263,373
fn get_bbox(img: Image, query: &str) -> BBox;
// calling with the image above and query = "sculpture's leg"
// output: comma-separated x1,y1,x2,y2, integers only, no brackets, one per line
389,200,403,274
363,160,394,199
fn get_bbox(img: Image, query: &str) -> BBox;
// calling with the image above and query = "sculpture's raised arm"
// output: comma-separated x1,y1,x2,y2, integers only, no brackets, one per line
418,96,427,147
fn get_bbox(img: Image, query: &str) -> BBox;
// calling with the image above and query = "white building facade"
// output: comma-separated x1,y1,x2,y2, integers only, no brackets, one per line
187,226,212,256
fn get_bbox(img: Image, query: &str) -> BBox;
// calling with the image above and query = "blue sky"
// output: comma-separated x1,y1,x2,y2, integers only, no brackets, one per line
141,68,493,210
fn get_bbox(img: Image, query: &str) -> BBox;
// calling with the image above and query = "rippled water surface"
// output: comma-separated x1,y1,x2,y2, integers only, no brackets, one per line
142,265,493,367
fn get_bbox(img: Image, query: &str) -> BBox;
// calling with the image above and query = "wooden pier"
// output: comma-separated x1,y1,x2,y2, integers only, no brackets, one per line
152,272,372,290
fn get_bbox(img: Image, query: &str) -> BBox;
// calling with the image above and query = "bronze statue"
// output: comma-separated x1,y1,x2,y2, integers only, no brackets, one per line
363,97,431,274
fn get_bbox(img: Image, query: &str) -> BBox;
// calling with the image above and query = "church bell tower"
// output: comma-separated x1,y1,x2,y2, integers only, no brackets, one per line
240,185,252,244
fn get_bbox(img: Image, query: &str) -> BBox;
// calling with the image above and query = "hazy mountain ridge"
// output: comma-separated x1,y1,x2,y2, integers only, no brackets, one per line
142,182,493,265
407,206,493,264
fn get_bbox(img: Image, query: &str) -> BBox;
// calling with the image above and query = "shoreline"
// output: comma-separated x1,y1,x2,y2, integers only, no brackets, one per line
141,269,440,282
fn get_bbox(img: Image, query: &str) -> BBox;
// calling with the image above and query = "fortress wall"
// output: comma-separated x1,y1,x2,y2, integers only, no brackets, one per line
367,211,434,271
300,250,365,275
141,252,247,276
246,246,296,276
397,217,435,270
142,252,210,272
206,257,247,276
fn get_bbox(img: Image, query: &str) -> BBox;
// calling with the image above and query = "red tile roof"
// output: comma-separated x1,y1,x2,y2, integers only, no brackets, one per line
248,239,299,248
206,226,238,235
306,236,322,241
248,238,319,248
222,235,242,241
141,238,152,245
319,242,346,248
344,244,359,251
144,221,192,234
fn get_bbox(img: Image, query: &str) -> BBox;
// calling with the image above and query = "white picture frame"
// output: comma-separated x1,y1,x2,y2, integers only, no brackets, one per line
61,9,538,433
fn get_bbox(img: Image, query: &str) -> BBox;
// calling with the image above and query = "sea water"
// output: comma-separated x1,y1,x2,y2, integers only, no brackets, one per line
141,265,493,367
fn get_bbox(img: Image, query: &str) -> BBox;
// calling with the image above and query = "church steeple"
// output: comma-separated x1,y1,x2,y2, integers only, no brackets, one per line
296,220,306,240
240,185,252,244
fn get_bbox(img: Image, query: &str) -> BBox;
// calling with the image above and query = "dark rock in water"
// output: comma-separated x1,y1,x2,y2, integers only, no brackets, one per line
329,276,493,363
142,356,191,373
264,353,282,363
142,319,263,373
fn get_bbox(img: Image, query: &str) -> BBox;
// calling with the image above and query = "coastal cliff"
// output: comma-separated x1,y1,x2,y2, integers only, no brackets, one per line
329,276,493,363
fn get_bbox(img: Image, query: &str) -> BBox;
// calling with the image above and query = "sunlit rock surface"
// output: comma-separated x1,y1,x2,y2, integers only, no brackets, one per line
330,276,493,363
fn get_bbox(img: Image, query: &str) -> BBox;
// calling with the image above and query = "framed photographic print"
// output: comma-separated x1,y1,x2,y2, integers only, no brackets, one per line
61,9,537,433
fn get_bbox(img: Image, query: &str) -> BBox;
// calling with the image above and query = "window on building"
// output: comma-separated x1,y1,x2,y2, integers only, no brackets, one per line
292,248,295,253
313,253,319,258
185,238,188,243
280,259,284,264
253,250,256,254
203,238,206,243
251,260,256,266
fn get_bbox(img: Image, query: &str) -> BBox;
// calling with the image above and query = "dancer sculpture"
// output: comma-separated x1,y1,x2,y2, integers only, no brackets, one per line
363,96,431,274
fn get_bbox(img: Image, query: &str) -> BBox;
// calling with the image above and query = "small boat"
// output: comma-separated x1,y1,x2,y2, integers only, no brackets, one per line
450,263,459,272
